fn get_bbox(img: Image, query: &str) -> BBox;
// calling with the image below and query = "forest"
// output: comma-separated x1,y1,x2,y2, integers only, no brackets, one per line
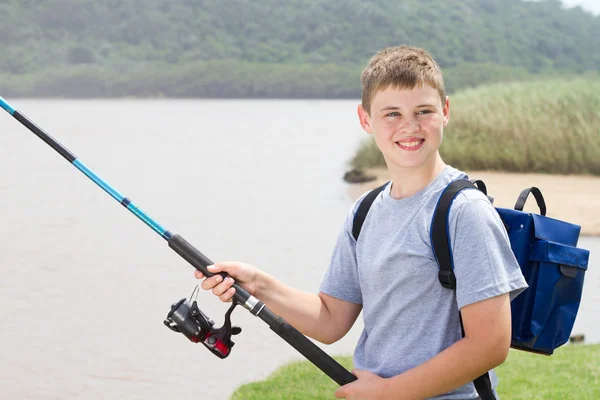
1,0,598,97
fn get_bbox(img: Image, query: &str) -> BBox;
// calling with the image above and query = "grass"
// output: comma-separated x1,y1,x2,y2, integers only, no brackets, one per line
351,79,600,175
494,344,600,399
230,344,600,399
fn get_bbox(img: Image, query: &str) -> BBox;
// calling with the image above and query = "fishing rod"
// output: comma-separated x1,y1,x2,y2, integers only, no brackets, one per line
0,96,356,386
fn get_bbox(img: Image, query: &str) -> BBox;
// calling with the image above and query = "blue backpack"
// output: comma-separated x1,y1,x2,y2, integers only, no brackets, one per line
352,179,590,399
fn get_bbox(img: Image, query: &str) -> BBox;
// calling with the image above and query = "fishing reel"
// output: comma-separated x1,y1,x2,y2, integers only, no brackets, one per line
164,286,242,359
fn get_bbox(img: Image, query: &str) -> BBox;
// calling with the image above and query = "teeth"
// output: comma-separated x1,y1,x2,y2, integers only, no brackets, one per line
399,140,422,147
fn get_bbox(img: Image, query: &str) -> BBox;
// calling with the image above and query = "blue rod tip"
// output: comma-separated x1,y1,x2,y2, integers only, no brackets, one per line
0,96,15,115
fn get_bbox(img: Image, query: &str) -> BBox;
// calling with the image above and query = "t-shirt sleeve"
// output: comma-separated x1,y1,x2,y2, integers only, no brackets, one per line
449,191,528,310
319,205,363,305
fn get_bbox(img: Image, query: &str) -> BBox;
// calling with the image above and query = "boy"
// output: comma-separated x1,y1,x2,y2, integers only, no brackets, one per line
194,45,528,399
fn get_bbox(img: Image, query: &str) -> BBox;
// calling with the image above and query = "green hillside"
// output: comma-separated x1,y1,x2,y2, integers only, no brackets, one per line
1,0,598,97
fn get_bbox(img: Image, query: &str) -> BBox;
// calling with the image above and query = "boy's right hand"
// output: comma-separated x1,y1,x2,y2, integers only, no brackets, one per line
194,261,262,303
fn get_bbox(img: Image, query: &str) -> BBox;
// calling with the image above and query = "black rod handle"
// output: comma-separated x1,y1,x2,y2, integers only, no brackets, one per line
168,234,251,305
259,307,357,386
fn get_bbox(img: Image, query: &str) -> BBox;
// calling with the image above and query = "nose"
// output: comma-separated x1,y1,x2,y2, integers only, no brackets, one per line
398,116,420,134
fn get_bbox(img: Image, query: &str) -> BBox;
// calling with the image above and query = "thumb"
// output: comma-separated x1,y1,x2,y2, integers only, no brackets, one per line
334,371,359,399
351,369,371,379
208,261,240,276
334,384,349,399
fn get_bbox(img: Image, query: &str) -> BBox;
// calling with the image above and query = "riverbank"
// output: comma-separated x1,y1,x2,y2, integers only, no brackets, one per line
347,168,600,236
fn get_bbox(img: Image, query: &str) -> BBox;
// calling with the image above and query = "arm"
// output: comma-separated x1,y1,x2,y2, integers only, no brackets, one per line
384,292,511,399
258,273,362,344
196,262,362,345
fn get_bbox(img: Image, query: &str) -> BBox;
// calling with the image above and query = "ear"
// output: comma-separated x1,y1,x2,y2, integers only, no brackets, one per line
357,104,374,134
442,96,450,127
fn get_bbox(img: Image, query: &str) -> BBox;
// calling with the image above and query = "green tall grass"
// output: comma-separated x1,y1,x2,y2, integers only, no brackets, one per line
351,79,600,175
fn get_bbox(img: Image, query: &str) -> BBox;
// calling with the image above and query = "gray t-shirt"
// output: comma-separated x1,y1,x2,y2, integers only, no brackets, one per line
320,166,528,399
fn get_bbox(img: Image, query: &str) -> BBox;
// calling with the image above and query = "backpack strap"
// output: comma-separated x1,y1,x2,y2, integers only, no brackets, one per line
353,179,489,243
431,179,497,400
352,182,389,241
470,179,494,204
470,179,487,195
431,179,476,289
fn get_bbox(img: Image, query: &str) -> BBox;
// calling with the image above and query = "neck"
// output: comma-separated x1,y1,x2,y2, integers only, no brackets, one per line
388,153,446,200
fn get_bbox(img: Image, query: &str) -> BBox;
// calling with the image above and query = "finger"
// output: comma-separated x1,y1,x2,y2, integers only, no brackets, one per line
201,274,224,291
212,276,235,297
207,264,220,273
334,386,347,398
351,369,373,380
209,261,241,275
219,287,236,302
207,263,229,274
194,270,204,279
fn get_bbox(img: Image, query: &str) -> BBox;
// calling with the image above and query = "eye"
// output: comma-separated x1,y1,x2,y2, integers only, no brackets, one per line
417,109,432,115
386,111,400,117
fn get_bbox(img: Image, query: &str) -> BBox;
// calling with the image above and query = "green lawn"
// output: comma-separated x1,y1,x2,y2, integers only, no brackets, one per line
230,344,599,399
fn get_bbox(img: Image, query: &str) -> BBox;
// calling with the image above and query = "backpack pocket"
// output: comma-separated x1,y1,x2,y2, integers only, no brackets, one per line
513,240,589,354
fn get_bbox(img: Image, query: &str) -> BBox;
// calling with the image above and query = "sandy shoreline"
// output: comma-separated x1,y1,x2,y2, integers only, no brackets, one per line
347,169,600,237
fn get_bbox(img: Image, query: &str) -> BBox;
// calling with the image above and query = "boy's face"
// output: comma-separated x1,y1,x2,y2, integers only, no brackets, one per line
358,84,449,171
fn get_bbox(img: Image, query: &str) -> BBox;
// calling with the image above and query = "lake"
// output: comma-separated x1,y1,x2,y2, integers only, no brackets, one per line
0,99,597,400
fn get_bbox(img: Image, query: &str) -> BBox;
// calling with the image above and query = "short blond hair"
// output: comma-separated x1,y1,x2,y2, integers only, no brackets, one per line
360,45,446,114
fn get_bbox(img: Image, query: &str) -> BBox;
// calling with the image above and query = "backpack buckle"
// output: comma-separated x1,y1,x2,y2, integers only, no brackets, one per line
438,270,457,290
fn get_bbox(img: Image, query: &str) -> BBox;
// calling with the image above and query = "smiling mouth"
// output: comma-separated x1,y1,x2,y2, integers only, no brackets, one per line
396,139,425,151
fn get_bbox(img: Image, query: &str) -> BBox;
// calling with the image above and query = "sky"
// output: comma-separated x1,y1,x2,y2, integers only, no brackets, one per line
559,0,600,14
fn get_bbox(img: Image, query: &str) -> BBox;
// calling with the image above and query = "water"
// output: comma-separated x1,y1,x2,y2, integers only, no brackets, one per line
571,236,600,344
0,99,598,400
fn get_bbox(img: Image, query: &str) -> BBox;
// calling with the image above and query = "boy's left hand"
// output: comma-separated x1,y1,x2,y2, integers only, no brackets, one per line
334,369,388,399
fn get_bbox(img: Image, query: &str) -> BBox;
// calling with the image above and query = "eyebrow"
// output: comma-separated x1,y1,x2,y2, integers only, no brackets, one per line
379,104,437,112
